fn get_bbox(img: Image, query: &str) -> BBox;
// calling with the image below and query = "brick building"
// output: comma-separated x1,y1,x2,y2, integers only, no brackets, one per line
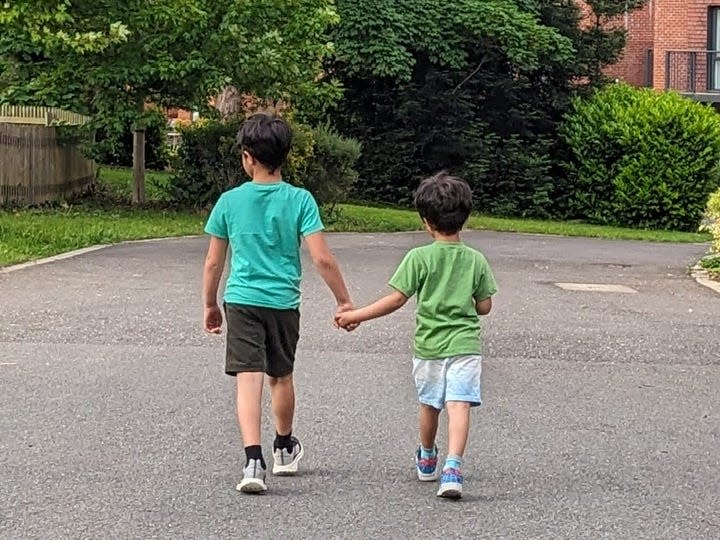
604,0,720,101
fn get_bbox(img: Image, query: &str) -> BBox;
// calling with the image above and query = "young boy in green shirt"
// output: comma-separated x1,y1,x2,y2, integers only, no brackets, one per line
336,172,497,499
203,113,353,494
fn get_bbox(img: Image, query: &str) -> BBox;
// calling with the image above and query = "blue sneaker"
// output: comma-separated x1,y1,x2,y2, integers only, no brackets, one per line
415,446,439,481
437,467,463,499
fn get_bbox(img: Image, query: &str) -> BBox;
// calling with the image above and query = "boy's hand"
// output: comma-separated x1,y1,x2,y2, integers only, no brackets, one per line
335,309,360,331
204,304,223,334
334,303,359,331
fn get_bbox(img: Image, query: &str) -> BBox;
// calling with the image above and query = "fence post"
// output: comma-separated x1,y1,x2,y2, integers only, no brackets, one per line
665,51,671,90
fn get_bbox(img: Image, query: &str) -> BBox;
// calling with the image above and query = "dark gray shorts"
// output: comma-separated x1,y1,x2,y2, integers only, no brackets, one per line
223,303,300,377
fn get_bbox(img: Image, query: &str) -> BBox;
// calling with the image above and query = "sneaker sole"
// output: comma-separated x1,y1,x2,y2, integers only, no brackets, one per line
415,457,440,482
417,470,440,481
437,482,463,499
272,444,305,476
236,478,267,494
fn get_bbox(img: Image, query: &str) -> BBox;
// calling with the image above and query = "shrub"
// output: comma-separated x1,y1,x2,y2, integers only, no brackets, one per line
705,189,720,253
294,125,361,211
92,110,170,171
561,84,720,231
168,118,243,208
169,118,360,208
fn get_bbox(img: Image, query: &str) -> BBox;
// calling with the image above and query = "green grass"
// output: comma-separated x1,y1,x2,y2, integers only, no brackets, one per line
0,207,205,267
0,166,711,267
333,204,711,243
700,254,720,279
98,166,172,201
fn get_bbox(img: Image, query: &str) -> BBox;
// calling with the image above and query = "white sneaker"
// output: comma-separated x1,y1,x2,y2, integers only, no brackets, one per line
272,437,304,476
236,459,267,493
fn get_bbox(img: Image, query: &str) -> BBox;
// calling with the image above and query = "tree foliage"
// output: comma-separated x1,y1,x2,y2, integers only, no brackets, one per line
0,0,340,201
329,0,648,217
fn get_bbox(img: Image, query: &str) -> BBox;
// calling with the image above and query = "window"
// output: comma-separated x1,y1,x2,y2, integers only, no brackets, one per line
708,7,720,90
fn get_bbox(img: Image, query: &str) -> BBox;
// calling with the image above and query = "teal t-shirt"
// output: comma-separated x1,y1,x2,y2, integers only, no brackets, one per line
389,241,498,360
204,181,324,310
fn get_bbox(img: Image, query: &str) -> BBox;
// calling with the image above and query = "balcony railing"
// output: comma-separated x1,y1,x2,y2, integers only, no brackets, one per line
665,50,720,95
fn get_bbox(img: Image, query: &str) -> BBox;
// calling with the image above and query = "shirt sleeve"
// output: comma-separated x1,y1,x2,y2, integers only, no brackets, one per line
204,194,229,238
300,191,324,237
389,250,424,298
474,253,498,300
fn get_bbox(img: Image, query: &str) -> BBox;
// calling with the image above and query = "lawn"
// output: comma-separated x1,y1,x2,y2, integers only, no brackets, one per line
333,204,711,243
0,166,712,267
99,166,173,201
0,208,205,267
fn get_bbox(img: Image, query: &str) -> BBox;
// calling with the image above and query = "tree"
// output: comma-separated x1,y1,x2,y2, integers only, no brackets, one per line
329,0,575,212
327,0,648,217
0,0,339,203
580,0,649,86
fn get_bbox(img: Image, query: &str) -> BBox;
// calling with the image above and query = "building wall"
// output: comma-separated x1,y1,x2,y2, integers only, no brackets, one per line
604,2,654,87
600,0,715,90
652,0,711,90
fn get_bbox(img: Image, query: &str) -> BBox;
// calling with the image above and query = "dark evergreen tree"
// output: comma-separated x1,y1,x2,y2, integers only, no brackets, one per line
329,0,647,217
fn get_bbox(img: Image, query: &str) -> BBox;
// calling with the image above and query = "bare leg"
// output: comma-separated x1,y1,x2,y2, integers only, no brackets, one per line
268,374,295,436
236,372,265,446
446,401,471,457
419,404,441,449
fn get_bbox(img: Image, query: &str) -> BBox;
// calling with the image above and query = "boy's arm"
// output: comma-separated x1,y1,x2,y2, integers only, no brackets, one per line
475,296,493,316
304,232,353,311
336,290,409,327
202,236,228,334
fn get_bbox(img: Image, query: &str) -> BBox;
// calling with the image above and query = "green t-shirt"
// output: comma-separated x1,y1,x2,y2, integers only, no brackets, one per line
204,181,324,310
389,241,498,360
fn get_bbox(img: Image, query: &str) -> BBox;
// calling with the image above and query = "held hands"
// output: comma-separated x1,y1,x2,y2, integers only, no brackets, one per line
204,304,223,334
334,302,360,332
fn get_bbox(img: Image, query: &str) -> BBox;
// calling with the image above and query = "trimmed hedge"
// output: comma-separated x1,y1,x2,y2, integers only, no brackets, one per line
169,119,360,208
561,84,720,231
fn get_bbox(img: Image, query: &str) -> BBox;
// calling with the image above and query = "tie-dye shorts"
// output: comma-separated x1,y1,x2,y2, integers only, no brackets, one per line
412,355,482,410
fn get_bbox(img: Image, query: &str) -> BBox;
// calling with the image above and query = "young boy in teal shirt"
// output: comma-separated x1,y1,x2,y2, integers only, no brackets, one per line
203,113,353,493
336,172,497,499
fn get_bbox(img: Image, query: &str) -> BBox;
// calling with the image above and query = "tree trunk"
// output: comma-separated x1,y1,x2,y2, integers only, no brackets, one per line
215,86,243,119
132,128,146,204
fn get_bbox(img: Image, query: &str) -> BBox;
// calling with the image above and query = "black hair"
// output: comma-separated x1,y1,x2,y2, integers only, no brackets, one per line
237,113,292,173
413,172,473,234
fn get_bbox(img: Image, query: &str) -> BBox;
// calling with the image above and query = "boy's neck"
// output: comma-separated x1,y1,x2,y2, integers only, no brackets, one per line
432,231,461,243
252,169,283,184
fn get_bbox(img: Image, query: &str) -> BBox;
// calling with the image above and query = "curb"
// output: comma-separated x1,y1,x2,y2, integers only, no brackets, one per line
691,265,720,295
0,235,202,275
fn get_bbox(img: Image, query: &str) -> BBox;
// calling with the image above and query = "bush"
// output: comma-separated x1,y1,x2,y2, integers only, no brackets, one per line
705,189,720,253
92,110,170,171
293,125,361,211
561,84,720,231
169,118,360,208
168,118,243,208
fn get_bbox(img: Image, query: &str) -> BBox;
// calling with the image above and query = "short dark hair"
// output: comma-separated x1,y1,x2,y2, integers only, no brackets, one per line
414,172,473,234
237,113,292,173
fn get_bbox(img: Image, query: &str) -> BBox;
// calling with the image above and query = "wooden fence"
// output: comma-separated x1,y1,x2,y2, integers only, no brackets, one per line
0,105,96,205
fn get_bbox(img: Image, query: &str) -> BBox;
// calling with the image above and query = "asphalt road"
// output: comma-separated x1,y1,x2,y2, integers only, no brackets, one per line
1,232,719,539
